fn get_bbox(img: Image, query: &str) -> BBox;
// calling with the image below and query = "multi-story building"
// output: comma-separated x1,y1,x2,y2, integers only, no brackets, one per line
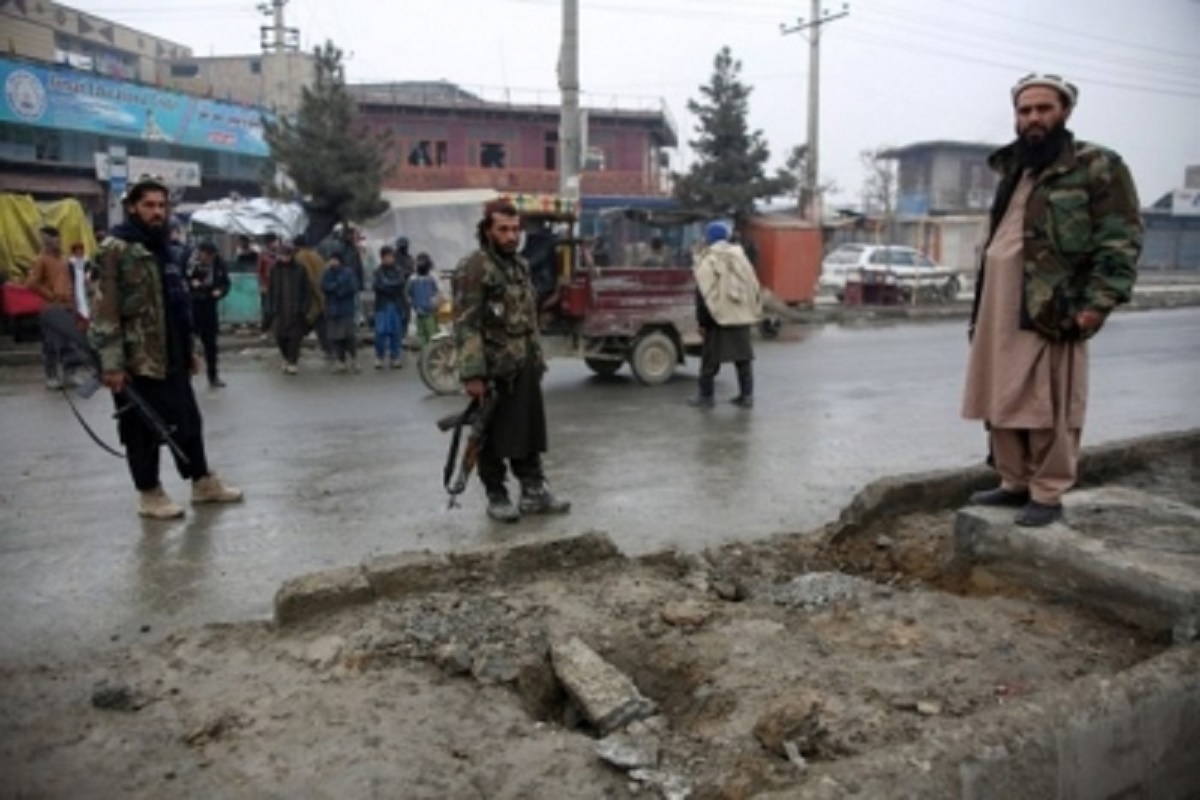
879,140,1002,216
350,82,677,197
0,0,191,84
159,53,314,117
0,1,286,221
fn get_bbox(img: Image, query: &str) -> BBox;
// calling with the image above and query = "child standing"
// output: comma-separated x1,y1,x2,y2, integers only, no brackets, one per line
372,245,407,369
407,253,441,347
321,253,359,372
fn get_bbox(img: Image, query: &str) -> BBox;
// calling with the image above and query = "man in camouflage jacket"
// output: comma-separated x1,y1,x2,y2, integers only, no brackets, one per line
90,174,243,520
455,199,570,522
962,74,1142,527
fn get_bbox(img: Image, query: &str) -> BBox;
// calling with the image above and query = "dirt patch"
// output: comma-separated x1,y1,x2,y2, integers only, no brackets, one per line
3,446,1195,798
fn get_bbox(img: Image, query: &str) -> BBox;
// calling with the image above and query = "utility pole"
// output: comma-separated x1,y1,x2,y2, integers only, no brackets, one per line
558,0,582,203
258,0,297,53
782,2,849,221
257,0,300,114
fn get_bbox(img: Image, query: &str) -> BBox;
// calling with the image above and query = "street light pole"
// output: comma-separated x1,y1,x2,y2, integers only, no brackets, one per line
559,0,582,203
782,2,849,221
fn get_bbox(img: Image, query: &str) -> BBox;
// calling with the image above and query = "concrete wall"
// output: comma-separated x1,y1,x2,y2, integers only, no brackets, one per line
161,52,315,115
0,1,188,83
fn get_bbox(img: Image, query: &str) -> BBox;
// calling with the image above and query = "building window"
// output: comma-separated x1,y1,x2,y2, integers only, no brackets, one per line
250,60,262,74
584,146,607,171
408,140,448,168
544,130,557,172
478,142,507,169
170,63,200,78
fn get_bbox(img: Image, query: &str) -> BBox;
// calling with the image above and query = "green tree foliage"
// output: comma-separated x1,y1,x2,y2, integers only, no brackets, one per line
674,47,788,217
262,41,391,223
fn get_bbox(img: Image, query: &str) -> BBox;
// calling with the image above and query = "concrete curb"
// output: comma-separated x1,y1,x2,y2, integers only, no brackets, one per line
792,642,1200,799
787,289,1200,327
828,428,1200,541
274,531,623,626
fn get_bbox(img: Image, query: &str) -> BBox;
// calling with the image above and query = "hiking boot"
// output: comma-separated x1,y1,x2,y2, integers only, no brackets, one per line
191,473,244,505
138,487,185,520
969,487,1030,507
730,395,754,409
486,492,521,523
1015,501,1063,528
686,395,715,408
519,483,571,516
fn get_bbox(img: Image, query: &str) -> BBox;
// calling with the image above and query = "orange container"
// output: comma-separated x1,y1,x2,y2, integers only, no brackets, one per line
745,217,823,305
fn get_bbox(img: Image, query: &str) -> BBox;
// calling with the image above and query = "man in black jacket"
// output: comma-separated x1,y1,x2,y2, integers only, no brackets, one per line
187,241,231,388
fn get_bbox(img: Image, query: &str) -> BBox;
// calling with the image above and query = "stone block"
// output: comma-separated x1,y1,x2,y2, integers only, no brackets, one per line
274,566,374,626
362,551,457,599
550,636,656,736
955,486,1200,640
449,531,623,584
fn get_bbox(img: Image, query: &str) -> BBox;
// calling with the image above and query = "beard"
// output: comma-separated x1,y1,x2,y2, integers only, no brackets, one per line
490,237,518,255
1015,122,1070,174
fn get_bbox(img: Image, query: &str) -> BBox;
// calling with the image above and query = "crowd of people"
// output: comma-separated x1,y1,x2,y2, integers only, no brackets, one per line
183,224,446,378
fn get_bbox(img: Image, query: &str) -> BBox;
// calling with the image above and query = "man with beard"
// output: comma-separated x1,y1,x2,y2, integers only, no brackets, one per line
455,199,570,523
962,74,1141,527
89,175,243,519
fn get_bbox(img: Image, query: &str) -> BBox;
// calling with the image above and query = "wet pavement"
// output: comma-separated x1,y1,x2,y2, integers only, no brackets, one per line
2,309,1198,664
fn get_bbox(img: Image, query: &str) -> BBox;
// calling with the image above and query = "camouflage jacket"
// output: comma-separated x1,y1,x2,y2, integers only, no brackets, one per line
454,247,544,383
975,134,1143,341
88,234,178,379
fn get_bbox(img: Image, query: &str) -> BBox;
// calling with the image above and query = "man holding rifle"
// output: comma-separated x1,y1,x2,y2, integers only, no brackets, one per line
454,199,570,523
89,174,243,520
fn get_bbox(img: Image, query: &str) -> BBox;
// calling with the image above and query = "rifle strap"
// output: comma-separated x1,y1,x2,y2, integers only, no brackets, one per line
60,386,126,460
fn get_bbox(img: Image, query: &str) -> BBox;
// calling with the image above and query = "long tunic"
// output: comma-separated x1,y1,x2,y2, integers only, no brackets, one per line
962,173,1088,430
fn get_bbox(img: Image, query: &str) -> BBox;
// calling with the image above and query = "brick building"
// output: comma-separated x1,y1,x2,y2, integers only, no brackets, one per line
350,82,677,197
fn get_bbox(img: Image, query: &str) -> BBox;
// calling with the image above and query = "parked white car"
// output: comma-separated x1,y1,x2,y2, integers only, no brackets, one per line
818,244,964,302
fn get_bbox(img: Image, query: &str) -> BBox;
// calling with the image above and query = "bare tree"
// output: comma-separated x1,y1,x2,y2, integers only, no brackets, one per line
860,147,898,242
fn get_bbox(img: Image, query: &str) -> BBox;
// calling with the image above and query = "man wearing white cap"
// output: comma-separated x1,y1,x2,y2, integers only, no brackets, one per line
962,74,1142,527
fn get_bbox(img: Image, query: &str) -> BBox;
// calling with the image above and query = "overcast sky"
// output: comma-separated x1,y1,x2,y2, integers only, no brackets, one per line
72,0,1200,204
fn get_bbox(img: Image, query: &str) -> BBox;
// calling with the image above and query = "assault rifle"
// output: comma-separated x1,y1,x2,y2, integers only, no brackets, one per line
39,305,189,464
437,389,497,509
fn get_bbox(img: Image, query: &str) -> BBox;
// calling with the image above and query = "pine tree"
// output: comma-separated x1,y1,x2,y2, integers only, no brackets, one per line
674,47,787,218
262,41,391,224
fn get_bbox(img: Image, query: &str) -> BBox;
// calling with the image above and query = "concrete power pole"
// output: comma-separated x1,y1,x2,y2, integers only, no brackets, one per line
558,0,582,202
782,2,849,221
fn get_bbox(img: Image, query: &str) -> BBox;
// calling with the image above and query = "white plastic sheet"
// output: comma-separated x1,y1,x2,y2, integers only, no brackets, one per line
189,197,308,240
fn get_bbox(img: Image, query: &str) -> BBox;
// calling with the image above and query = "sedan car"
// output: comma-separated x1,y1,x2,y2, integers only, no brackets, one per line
818,244,964,302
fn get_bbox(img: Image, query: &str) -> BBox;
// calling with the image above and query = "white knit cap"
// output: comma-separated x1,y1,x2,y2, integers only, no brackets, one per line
1012,73,1079,107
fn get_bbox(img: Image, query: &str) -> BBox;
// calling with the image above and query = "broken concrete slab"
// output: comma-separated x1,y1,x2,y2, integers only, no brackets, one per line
550,637,656,736
273,566,375,626
595,731,660,770
955,486,1200,642
449,531,623,583
362,551,457,599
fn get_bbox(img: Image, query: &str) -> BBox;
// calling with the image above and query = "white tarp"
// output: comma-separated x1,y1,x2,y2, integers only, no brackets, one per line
359,189,498,271
189,197,308,239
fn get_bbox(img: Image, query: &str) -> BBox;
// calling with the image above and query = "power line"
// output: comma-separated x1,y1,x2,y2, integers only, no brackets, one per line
863,3,1200,86
921,0,1200,62
832,29,1200,100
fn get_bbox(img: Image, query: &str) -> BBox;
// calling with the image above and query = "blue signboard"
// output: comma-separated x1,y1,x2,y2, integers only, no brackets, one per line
0,57,270,157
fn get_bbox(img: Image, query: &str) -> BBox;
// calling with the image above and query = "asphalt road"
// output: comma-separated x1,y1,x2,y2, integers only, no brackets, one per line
1,308,1198,664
